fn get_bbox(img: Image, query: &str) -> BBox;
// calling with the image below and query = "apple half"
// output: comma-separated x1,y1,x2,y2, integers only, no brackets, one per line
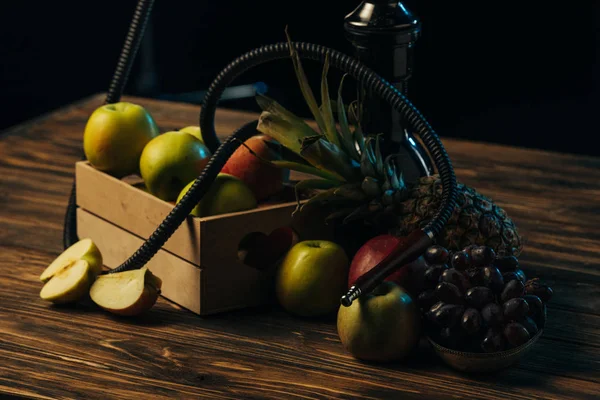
89,267,162,316
40,259,94,304
40,238,103,283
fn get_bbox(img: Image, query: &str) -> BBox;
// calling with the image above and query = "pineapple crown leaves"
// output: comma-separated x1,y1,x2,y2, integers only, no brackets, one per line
254,28,409,218
255,29,366,180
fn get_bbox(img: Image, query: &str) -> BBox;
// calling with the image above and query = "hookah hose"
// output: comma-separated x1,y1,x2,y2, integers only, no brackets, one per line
63,0,155,249
62,0,458,296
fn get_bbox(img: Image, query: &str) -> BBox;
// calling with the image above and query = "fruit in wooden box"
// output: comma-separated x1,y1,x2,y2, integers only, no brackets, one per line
139,130,211,201
221,134,289,201
84,102,159,178
179,126,204,143
176,173,257,217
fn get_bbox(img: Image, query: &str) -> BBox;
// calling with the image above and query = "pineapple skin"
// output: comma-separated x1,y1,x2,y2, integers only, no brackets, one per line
391,175,523,257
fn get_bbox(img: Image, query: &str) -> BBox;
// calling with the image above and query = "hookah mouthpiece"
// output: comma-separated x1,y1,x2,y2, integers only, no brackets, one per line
341,286,362,307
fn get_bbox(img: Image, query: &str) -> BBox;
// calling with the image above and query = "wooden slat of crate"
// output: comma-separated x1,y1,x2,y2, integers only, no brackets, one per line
77,208,203,314
75,161,300,267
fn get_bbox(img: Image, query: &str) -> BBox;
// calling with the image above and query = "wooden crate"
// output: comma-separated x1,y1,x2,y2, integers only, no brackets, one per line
75,161,333,315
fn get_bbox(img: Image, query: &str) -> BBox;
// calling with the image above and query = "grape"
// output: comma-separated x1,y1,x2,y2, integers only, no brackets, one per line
451,251,472,270
439,326,467,350
425,245,450,265
417,289,438,310
429,304,465,328
471,246,496,266
481,328,506,353
523,294,543,317
481,265,504,293
514,269,527,284
521,316,539,336
494,255,519,272
502,271,519,283
424,264,447,287
500,279,525,303
465,267,483,286
441,268,471,292
429,301,445,315
525,280,553,303
481,303,504,326
465,286,495,309
503,297,530,321
504,322,530,347
461,308,483,335
462,244,478,257
435,282,463,304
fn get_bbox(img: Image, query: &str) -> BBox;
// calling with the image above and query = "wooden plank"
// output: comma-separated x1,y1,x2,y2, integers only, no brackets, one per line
1,94,600,398
1,246,599,399
77,208,202,315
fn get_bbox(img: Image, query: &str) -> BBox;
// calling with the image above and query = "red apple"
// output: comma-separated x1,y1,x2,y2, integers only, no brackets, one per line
348,234,427,296
221,134,288,201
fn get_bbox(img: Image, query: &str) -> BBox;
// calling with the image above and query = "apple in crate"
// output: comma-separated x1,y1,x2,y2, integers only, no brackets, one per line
221,134,288,201
179,126,204,143
337,281,421,362
90,267,162,316
139,131,211,201
176,173,257,217
84,102,160,178
275,240,349,317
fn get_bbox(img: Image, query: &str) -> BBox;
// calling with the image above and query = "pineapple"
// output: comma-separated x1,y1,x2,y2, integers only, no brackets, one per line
254,33,523,257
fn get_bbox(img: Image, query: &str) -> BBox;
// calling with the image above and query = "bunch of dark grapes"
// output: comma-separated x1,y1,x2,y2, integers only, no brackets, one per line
415,244,553,353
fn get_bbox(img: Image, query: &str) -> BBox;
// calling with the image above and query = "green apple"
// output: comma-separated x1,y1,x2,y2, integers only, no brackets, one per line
275,240,349,317
139,131,211,201
83,102,160,178
40,260,94,304
40,238,103,283
90,266,162,316
179,126,204,143
337,281,421,362
176,173,257,217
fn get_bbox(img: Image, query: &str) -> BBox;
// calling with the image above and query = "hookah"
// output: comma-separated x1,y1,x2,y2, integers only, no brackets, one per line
62,0,458,306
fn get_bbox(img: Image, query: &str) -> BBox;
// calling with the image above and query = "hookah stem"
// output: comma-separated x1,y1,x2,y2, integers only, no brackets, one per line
110,42,458,285
62,0,155,250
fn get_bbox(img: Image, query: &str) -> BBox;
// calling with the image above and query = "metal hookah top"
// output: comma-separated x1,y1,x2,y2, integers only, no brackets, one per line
344,1,432,182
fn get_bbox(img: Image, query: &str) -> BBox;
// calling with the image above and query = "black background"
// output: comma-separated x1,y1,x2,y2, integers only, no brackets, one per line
1,1,598,157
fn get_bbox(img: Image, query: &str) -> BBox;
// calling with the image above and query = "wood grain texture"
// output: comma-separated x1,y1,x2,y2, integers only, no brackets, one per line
0,93,599,399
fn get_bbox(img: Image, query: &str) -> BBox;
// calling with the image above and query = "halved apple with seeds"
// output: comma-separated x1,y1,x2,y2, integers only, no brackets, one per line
89,267,162,316
40,259,94,304
40,238,103,283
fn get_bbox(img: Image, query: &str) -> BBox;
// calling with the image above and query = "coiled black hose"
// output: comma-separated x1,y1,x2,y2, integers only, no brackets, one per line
107,41,457,274
63,0,155,249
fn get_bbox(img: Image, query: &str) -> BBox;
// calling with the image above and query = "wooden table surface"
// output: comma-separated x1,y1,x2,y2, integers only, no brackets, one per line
1,93,598,399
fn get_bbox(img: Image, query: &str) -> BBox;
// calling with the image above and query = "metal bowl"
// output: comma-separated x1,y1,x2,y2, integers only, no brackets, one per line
428,307,546,373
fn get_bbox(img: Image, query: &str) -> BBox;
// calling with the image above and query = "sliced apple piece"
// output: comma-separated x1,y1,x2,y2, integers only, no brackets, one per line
89,267,162,316
40,238,103,283
40,260,93,304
